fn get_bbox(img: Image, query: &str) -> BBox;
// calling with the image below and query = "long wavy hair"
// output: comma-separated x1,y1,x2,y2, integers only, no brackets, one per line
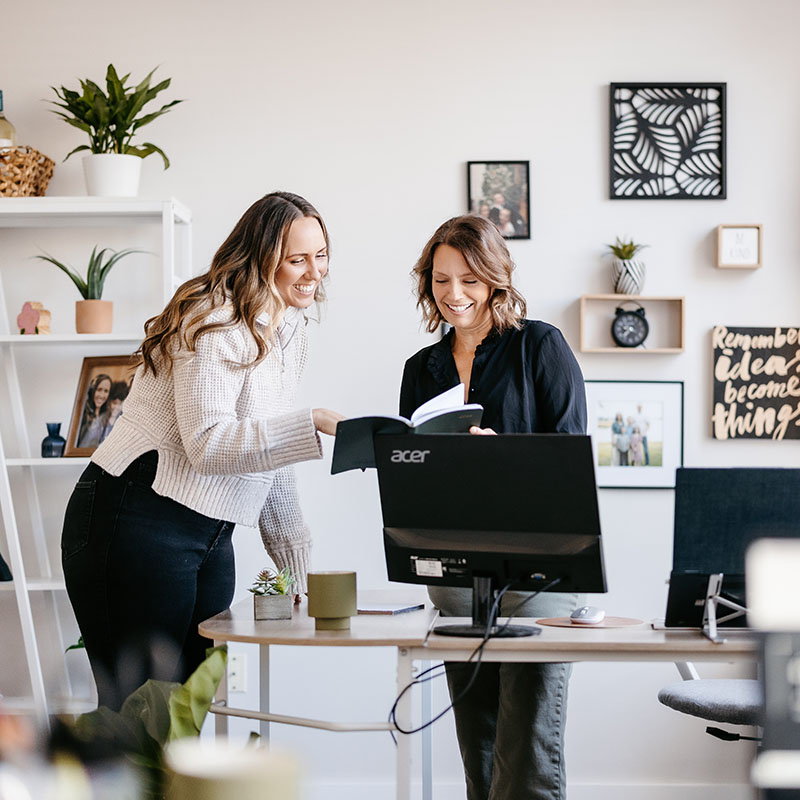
412,214,526,334
139,191,329,375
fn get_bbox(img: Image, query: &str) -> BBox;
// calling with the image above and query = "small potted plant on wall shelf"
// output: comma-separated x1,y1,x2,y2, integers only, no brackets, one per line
606,236,648,295
35,246,142,333
49,64,183,197
249,567,296,620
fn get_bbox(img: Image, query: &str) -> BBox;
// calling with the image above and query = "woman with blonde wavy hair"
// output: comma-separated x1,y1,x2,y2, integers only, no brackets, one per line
400,214,586,800
61,191,344,710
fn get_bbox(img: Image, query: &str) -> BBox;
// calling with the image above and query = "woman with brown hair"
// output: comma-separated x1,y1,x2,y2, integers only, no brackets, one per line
62,191,344,709
400,214,586,800
75,373,112,448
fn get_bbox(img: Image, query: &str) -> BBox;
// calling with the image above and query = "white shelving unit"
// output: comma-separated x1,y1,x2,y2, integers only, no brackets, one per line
0,197,191,721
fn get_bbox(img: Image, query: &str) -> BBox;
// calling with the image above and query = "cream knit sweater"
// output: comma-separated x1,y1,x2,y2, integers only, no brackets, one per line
92,308,322,591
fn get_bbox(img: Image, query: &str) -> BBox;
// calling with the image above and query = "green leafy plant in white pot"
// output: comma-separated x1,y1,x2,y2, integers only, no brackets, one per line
249,567,295,620
49,64,183,197
606,237,648,295
35,246,142,333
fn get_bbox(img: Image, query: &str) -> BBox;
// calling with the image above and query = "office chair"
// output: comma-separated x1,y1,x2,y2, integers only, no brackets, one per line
654,466,800,742
658,661,763,741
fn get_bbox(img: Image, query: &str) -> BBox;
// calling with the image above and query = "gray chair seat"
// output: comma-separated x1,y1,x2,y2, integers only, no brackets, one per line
658,679,763,726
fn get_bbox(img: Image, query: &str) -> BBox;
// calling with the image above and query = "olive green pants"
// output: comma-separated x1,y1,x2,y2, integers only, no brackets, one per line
429,586,582,800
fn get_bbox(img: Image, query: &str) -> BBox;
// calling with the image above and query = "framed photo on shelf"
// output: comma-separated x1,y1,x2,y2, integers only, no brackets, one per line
716,224,763,269
65,355,138,457
585,380,684,489
467,160,530,239
609,82,726,200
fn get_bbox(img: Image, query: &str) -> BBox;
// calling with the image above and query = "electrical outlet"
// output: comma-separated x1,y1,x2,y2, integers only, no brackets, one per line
228,653,247,693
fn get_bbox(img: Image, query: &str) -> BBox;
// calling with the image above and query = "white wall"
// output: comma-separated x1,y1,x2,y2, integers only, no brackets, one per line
3,0,800,797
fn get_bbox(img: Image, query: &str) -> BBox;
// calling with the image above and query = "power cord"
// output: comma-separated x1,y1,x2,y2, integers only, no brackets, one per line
388,577,562,739
705,726,761,742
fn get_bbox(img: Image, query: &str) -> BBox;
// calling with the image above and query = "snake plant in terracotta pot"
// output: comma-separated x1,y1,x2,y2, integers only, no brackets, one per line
35,246,142,333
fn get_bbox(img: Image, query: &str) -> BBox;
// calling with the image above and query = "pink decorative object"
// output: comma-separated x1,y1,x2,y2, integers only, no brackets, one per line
16,301,50,335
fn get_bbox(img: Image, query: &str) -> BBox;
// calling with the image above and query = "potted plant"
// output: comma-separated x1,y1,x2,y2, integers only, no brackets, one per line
61,646,227,800
606,237,648,295
49,64,183,197
249,567,295,620
35,246,142,333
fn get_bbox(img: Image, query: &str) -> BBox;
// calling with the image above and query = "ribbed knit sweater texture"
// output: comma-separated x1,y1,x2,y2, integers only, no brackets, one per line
92,309,322,591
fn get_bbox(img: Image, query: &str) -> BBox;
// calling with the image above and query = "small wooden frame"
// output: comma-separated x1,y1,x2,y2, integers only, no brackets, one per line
716,224,763,269
65,355,138,456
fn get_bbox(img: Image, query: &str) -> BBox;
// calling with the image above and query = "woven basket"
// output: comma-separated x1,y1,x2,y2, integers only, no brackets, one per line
0,146,55,197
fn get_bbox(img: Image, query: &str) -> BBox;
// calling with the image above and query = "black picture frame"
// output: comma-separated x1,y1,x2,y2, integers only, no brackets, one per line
467,161,530,239
609,83,726,200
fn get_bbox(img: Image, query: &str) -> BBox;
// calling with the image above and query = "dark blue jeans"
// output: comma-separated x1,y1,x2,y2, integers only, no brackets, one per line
61,451,235,710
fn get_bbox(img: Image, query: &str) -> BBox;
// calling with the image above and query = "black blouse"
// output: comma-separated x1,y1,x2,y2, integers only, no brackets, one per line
399,320,587,435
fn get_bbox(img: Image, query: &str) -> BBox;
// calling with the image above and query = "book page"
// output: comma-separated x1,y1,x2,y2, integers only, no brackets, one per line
413,405,483,432
409,383,465,426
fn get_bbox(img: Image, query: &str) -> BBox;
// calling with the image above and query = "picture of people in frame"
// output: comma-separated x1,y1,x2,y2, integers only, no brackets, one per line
66,356,137,456
467,161,530,239
593,399,664,468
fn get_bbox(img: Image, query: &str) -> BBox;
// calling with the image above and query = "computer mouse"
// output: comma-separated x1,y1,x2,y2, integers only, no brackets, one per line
570,606,606,625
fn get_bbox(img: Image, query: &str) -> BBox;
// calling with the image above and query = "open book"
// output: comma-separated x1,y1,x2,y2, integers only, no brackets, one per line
330,384,483,474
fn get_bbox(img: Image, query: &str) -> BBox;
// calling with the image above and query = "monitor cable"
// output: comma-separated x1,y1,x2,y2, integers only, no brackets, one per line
388,576,562,739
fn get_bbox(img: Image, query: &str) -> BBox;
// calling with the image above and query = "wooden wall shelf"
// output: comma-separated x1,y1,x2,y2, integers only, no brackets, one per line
580,294,685,353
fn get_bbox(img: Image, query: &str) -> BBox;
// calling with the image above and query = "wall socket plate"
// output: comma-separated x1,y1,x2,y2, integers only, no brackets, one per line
228,653,247,693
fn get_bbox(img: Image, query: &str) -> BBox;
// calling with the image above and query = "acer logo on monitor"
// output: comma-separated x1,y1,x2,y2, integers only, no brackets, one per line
390,449,430,464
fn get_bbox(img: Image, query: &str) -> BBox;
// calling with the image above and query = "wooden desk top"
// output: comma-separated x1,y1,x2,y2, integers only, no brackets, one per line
199,591,757,662
199,590,437,647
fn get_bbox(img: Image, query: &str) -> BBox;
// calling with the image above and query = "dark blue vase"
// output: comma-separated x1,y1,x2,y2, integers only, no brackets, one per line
41,422,66,458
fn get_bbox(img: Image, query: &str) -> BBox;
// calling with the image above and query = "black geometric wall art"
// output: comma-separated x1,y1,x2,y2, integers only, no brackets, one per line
610,83,726,200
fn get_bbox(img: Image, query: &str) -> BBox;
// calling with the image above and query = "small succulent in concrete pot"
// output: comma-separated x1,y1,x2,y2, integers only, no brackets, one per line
249,567,295,620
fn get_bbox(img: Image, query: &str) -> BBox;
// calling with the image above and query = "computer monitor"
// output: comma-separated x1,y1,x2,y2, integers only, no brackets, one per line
374,434,607,637
665,467,800,630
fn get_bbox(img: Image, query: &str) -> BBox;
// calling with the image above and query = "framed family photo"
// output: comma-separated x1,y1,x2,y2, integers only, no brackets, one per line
585,380,684,489
65,355,138,457
467,161,530,239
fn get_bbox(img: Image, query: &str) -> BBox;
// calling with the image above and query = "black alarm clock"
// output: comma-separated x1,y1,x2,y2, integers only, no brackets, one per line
611,303,649,348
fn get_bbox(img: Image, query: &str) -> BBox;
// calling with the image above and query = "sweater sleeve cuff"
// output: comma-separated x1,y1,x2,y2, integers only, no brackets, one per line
265,408,322,471
269,542,312,594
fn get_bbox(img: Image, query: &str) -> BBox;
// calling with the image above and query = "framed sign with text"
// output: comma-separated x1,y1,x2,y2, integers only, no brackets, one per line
711,325,800,440
716,224,763,269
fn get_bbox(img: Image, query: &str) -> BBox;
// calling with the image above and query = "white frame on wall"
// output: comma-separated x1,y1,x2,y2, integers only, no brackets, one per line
585,380,684,489
716,224,763,269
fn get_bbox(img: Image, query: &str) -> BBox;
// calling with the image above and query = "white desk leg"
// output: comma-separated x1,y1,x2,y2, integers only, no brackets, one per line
260,644,270,741
396,647,413,800
420,659,432,800
215,639,228,736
